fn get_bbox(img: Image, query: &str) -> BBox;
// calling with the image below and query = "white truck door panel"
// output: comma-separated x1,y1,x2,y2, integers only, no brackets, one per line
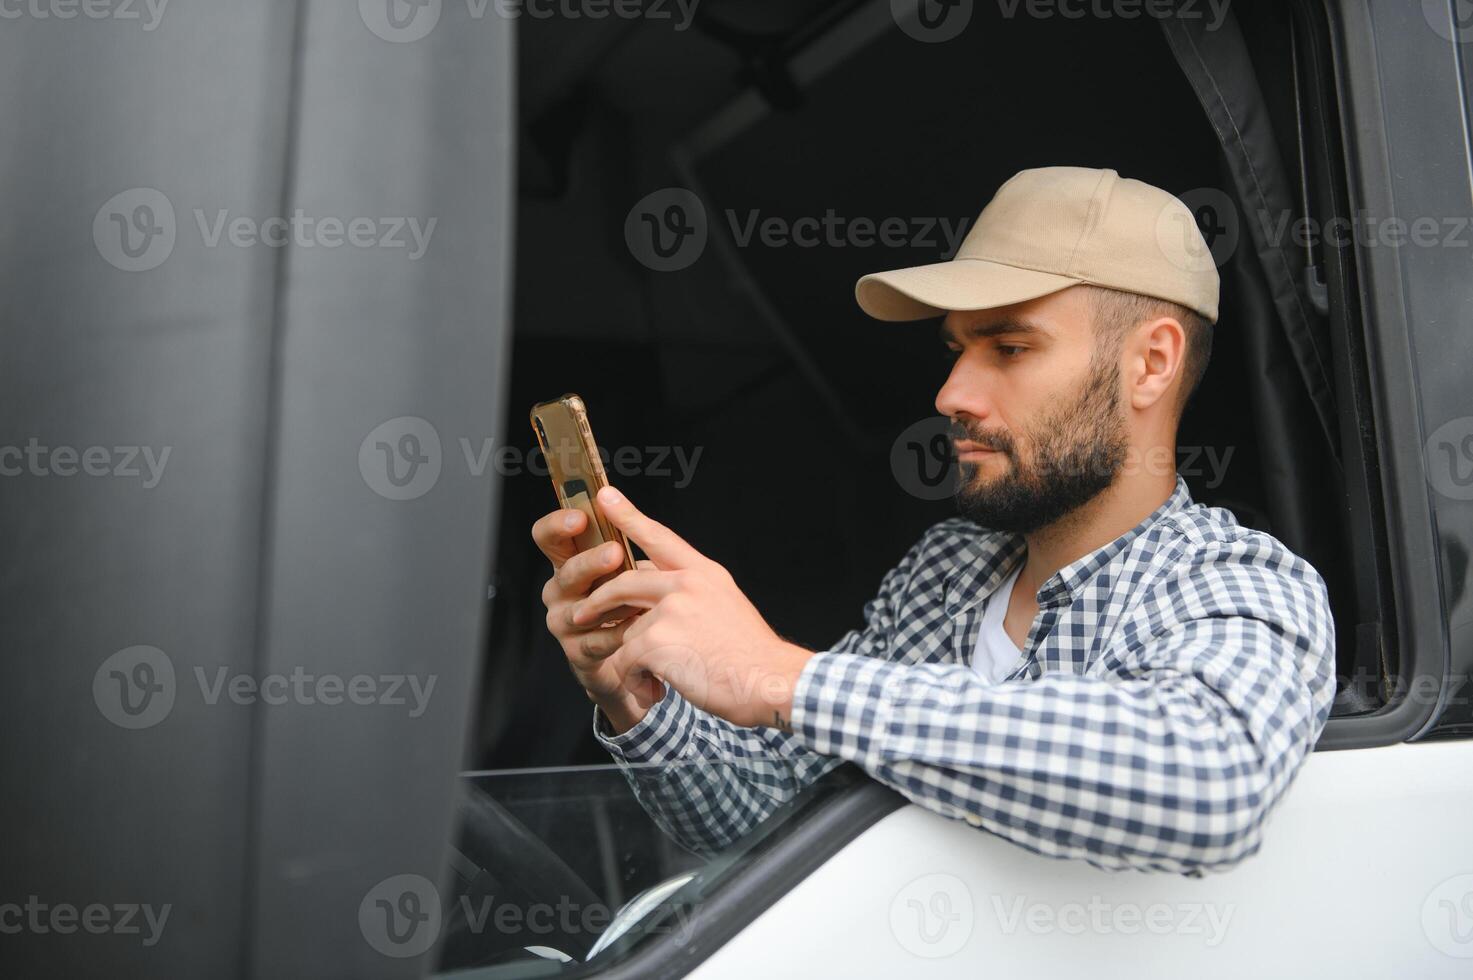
690,740,1473,979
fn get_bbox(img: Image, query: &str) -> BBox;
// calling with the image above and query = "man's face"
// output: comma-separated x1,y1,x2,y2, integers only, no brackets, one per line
935,286,1128,533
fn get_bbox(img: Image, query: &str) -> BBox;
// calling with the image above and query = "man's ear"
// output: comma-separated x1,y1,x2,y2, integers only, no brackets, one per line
1127,316,1187,412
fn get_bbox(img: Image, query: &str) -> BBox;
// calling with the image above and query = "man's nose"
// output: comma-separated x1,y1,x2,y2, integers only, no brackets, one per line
935,360,993,422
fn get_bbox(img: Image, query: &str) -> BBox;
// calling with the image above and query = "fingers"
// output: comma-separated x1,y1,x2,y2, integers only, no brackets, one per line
596,486,704,570
531,509,589,568
552,540,628,598
571,619,632,663
572,569,681,626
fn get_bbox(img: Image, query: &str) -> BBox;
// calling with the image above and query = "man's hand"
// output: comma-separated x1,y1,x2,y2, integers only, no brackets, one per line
533,507,665,734
570,486,814,731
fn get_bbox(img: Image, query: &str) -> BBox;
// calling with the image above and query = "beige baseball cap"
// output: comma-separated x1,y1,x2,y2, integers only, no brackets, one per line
855,166,1219,324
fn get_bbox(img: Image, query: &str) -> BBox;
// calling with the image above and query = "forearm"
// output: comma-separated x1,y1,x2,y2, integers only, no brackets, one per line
596,686,838,856
790,644,1329,874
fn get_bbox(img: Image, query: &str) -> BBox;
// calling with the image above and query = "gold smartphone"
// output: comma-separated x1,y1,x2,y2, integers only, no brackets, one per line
530,394,637,574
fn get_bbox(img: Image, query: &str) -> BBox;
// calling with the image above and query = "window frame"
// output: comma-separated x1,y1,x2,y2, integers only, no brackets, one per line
1314,0,1469,748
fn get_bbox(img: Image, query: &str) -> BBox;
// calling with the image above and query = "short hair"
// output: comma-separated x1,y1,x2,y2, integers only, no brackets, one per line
1082,284,1214,411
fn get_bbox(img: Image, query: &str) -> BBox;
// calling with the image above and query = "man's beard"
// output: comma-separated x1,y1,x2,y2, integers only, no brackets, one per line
952,357,1129,534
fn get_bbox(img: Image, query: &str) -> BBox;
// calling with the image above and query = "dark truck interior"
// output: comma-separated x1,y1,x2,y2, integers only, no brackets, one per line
475,0,1395,772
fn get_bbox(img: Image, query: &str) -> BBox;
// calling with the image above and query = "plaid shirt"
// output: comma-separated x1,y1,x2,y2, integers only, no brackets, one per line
594,478,1335,875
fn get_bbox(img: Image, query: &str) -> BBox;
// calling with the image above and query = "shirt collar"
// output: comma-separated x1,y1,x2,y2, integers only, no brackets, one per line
1035,476,1195,608
943,477,1195,614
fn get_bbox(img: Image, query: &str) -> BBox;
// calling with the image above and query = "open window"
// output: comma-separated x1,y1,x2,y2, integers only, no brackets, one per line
456,0,1448,971
479,0,1408,771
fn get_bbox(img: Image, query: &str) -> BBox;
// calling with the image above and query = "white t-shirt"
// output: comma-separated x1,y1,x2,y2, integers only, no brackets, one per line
972,562,1025,682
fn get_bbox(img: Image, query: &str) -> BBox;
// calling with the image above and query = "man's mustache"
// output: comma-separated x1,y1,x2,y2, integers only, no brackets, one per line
948,420,1015,456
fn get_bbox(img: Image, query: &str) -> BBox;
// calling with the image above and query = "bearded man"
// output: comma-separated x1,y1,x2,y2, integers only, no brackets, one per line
534,167,1334,874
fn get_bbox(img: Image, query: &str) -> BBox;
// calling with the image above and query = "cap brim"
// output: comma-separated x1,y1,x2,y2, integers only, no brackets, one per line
855,257,1084,321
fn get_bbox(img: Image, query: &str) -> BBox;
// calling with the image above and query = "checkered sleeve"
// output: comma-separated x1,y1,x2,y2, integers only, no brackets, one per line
789,533,1337,874
591,531,934,856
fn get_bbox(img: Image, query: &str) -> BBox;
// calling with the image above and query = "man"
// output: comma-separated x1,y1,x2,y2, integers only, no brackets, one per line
533,167,1335,875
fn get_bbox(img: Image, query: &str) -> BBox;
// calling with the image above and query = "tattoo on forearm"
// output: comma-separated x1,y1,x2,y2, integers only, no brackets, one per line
771,711,792,733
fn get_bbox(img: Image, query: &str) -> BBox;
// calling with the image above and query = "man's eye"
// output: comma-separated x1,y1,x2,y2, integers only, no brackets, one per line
997,345,1025,358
